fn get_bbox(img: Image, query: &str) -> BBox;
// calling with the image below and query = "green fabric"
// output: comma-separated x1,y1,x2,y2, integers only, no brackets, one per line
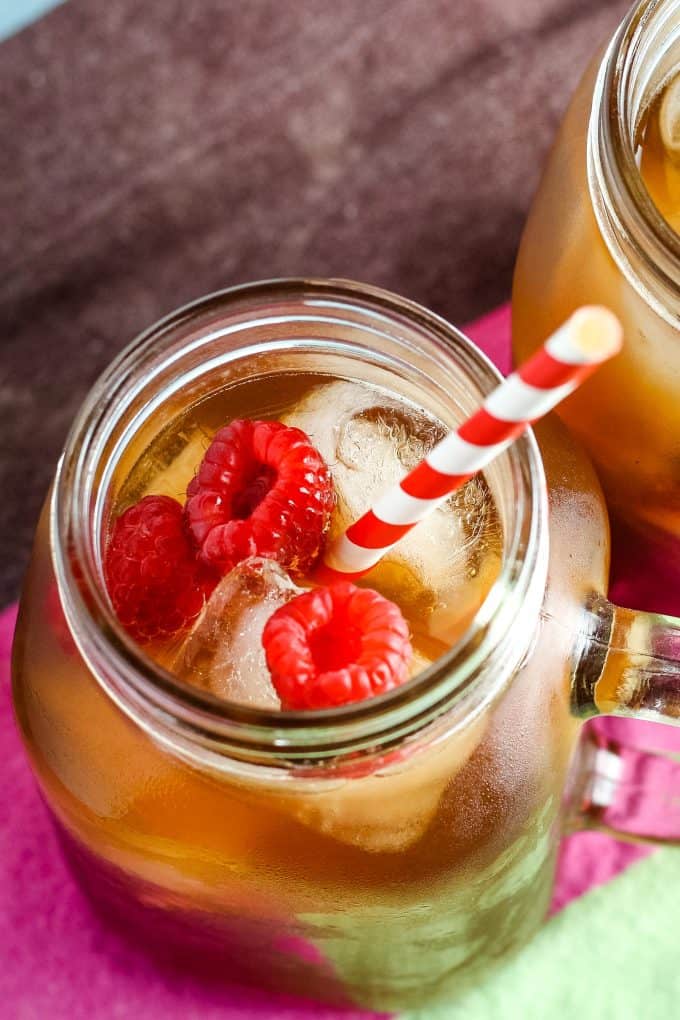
407,850,678,1020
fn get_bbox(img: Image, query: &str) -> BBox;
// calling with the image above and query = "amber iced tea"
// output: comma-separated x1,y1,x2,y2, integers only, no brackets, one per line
117,373,502,697
639,77,680,234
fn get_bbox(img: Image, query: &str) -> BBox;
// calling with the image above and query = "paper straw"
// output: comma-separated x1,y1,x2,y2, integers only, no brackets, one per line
318,306,622,582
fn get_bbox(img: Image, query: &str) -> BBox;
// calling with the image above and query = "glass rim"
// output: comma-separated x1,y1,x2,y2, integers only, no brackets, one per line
592,0,680,309
52,277,548,761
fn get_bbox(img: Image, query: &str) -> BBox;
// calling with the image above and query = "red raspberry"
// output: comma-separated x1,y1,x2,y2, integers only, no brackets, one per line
105,495,216,642
262,583,413,710
185,419,334,577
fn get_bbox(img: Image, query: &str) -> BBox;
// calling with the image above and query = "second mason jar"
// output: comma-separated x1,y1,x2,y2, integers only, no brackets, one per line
513,0,680,543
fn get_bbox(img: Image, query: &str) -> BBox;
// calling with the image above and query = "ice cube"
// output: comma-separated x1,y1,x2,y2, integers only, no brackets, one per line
283,381,501,640
284,380,442,519
284,707,489,853
174,558,301,709
660,74,680,159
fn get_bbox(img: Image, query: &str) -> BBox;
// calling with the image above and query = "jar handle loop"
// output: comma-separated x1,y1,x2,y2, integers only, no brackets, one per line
568,595,680,845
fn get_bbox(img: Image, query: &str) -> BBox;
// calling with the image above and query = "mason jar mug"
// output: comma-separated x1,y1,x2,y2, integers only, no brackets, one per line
513,0,680,543
11,280,680,1009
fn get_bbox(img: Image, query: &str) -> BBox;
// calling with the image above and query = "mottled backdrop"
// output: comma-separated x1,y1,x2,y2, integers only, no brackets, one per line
0,0,630,603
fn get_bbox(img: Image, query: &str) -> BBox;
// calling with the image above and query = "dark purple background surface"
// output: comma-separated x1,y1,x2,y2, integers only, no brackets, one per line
0,0,630,604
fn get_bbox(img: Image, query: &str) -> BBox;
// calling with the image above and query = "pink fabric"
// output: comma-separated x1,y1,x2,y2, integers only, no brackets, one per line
2,302,678,1016
464,304,513,376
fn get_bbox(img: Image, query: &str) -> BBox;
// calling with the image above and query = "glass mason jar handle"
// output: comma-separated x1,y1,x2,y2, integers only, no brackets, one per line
568,595,680,846
566,727,680,847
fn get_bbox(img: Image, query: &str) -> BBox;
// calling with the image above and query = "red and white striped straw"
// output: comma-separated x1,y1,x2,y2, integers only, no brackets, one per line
318,306,622,583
